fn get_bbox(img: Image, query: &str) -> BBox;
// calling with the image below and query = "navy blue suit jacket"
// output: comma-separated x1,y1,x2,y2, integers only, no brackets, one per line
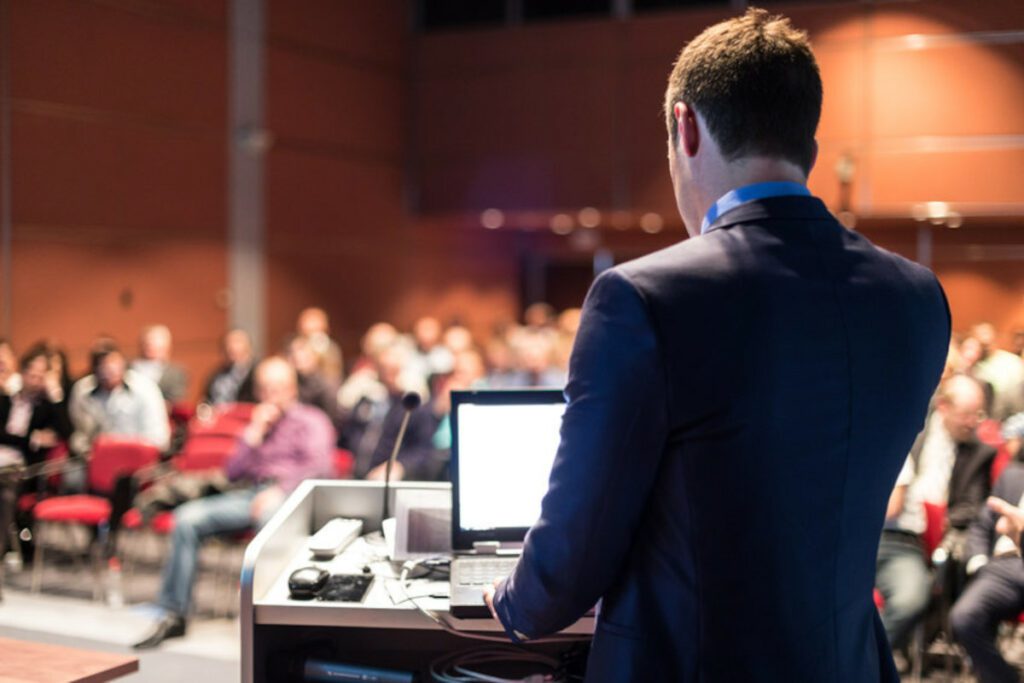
493,196,950,682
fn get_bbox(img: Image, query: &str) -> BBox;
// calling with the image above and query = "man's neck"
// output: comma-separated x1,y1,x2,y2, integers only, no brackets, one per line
695,157,808,227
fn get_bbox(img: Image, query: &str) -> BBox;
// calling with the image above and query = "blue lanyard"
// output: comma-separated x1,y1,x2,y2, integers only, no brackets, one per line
701,181,811,234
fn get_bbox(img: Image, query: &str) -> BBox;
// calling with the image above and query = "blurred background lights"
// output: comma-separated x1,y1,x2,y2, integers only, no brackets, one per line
550,213,574,235
578,207,601,229
480,208,504,229
640,212,664,234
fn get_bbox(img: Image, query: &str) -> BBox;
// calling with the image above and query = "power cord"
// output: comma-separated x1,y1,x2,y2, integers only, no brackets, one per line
429,646,564,683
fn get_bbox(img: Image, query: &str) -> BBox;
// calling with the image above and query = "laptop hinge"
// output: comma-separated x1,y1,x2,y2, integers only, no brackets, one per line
472,541,500,555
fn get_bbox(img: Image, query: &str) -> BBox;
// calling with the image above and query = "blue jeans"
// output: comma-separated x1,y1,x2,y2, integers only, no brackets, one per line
875,530,931,649
950,557,1024,683
157,488,267,617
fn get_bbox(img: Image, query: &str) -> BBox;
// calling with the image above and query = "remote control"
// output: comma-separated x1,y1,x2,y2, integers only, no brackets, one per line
308,517,363,559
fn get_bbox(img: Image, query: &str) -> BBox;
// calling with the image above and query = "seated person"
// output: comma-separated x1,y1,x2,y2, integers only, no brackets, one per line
296,307,344,386
133,356,335,649
339,342,438,481
68,339,170,484
875,374,991,650
202,329,256,406
951,463,1024,683
0,339,20,396
131,324,189,405
0,347,73,559
287,334,338,420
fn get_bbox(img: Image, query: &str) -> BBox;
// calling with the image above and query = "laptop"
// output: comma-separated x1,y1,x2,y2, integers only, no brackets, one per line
448,388,567,618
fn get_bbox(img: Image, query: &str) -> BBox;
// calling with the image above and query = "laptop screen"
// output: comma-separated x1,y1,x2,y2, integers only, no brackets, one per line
450,389,567,550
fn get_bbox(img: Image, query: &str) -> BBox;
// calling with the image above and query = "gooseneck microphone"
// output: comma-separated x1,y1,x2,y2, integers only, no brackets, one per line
382,391,421,521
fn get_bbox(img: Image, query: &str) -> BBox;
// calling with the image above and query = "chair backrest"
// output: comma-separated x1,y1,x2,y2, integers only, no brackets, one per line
174,434,238,473
922,501,948,557
977,418,1010,485
88,437,161,495
188,402,255,439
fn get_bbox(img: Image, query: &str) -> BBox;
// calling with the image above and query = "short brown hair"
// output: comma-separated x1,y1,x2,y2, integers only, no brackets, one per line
664,8,822,174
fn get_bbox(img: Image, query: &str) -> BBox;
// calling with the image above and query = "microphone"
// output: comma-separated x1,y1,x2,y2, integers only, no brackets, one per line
382,391,421,522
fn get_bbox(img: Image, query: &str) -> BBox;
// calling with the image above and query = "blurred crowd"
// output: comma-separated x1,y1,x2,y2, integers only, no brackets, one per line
0,303,583,646
0,303,582,484
876,322,1024,678
8,311,1024,664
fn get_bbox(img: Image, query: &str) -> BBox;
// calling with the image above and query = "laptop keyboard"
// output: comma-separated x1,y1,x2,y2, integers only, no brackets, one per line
453,557,520,586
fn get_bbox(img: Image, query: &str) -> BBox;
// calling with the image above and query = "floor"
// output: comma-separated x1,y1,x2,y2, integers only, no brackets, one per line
0,528,242,681
1,529,1022,682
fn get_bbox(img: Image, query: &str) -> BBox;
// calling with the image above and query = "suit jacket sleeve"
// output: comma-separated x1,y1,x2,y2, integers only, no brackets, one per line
493,268,669,639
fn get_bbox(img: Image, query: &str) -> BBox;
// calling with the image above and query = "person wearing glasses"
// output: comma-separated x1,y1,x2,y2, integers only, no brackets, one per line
875,374,994,652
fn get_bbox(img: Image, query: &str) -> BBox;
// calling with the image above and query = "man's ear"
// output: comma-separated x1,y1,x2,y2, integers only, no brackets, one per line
807,139,819,175
675,102,700,158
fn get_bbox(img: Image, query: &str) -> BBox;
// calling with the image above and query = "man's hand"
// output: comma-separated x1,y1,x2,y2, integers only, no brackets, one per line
245,402,282,446
29,429,58,450
483,577,502,621
250,486,286,525
366,460,404,482
988,496,1024,547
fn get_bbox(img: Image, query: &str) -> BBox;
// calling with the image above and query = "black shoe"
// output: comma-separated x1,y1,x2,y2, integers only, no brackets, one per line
132,614,186,649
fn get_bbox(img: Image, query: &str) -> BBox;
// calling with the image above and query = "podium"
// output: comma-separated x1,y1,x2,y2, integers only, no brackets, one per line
239,479,593,682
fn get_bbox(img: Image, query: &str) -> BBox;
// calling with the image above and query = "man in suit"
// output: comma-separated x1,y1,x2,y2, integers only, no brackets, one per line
951,464,1024,683
484,9,950,682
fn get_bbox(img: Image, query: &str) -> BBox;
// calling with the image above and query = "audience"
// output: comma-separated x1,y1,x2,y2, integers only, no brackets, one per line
9,305,1024,677
286,334,339,420
338,342,439,481
876,375,992,650
131,325,189,406
201,328,256,406
951,461,1024,682
133,356,335,649
0,346,74,561
68,339,170,464
296,307,344,386
0,339,20,396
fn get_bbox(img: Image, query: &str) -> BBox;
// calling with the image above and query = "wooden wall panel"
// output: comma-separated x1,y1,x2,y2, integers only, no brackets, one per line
9,0,226,129
10,237,226,383
267,0,405,69
264,0,413,359
5,0,229,397
11,110,224,235
267,46,404,157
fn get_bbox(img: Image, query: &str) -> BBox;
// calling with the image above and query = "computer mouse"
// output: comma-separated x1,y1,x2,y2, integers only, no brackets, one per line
288,566,329,600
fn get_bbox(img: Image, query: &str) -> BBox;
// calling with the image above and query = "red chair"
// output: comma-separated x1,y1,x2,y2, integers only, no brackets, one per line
31,437,160,597
333,449,354,479
188,402,255,439
978,418,1011,485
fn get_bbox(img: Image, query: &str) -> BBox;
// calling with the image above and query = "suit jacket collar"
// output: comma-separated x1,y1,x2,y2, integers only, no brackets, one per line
706,195,836,233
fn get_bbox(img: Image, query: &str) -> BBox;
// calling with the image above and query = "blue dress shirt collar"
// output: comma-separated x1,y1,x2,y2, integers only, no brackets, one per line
701,181,811,235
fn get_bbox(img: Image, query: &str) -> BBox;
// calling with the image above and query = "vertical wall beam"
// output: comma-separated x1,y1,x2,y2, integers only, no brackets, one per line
0,0,12,337
228,0,267,355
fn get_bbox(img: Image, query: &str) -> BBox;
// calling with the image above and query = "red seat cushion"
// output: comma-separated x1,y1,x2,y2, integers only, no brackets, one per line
34,495,111,526
121,508,142,530
151,511,175,535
